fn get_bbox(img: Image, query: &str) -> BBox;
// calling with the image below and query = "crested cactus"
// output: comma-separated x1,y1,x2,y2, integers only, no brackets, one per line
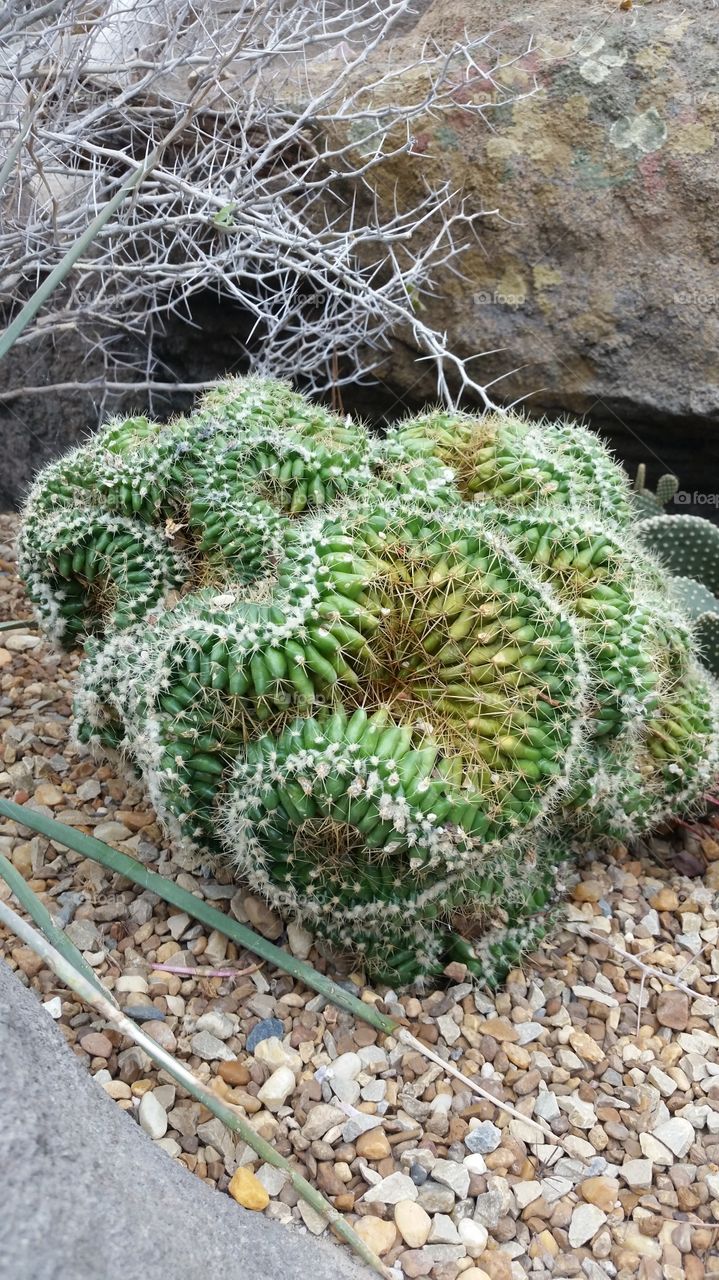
19,378,719,987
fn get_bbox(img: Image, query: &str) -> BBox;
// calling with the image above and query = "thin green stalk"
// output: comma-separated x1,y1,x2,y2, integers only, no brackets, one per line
0,619,35,632
0,897,390,1280
0,797,397,1035
0,850,114,1004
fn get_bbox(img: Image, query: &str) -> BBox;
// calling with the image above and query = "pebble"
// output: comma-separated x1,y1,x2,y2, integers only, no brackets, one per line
342,1112,383,1143
356,1128,391,1161
457,1218,489,1257
243,895,283,940
4,632,41,651
94,821,133,844
427,1213,460,1245
194,1009,235,1040
257,1066,296,1111
432,1158,470,1199
416,1181,456,1214
652,1117,695,1158
34,782,63,806
399,1249,434,1277
79,1031,113,1058
579,1176,619,1212
363,1172,418,1205
297,1201,327,1235
640,1133,674,1164
218,1060,250,1087
190,1030,236,1062
287,922,313,959
65,919,101,950
394,1200,431,1247
143,1021,177,1052
620,1158,653,1189
567,1202,607,1248
302,1104,347,1141
473,1189,507,1230
246,1018,284,1053
656,989,690,1030
465,1122,501,1154
138,1090,168,1140
558,1096,597,1129
254,1037,301,1074
255,1163,288,1196
353,1216,397,1256
227,1168,270,1211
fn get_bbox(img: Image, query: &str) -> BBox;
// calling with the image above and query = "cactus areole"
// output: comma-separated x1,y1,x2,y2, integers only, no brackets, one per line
19,378,719,986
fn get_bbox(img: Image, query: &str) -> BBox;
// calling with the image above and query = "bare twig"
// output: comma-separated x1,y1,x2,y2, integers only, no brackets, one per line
0,0,537,407
398,1029,565,1148
150,961,262,978
581,929,718,1004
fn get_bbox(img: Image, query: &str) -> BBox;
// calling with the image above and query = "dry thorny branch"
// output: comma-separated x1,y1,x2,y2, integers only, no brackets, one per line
0,0,536,413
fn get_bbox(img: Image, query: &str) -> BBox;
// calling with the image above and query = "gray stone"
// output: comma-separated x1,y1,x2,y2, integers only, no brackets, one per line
423,1244,467,1264
416,1181,456,1214
0,959,365,1280
190,1030,236,1062
473,1190,506,1230
651,1117,695,1159
64,919,101,951
568,1203,607,1248
256,1163,288,1196
341,1111,384,1143
465,1121,502,1155
431,1158,470,1199
302,1104,347,1141
363,1172,418,1205
194,1010,236,1041
427,1214,460,1245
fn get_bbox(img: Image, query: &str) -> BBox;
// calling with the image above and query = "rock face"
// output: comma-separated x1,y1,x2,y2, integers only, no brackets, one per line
0,960,365,1280
343,0,718,481
2,0,717,507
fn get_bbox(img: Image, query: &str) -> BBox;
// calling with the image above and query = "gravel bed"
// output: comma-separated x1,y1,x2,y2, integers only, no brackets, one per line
2,511,719,1280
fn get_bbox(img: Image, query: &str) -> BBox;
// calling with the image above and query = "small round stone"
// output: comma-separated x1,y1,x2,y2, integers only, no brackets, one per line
394,1200,431,1248
138,1090,168,1140
353,1216,397,1256
458,1218,489,1257
79,1032,113,1058
355,1128,391,1161
227,1167,270,1211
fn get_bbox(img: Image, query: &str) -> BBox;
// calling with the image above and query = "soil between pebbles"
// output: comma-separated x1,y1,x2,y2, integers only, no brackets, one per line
2,511,719,1280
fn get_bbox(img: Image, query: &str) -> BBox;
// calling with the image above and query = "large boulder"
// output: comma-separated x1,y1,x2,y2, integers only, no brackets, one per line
344,0,719,475
2,0,717,507
0,960,367,1280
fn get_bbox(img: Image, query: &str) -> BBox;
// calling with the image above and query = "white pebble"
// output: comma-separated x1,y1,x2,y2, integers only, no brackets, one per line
458,1217,489,1256
138,1091,168,1140
257,1066,296,1111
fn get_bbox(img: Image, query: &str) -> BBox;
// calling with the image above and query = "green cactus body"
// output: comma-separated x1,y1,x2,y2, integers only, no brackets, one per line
385,409,633,523
20,377,719,988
